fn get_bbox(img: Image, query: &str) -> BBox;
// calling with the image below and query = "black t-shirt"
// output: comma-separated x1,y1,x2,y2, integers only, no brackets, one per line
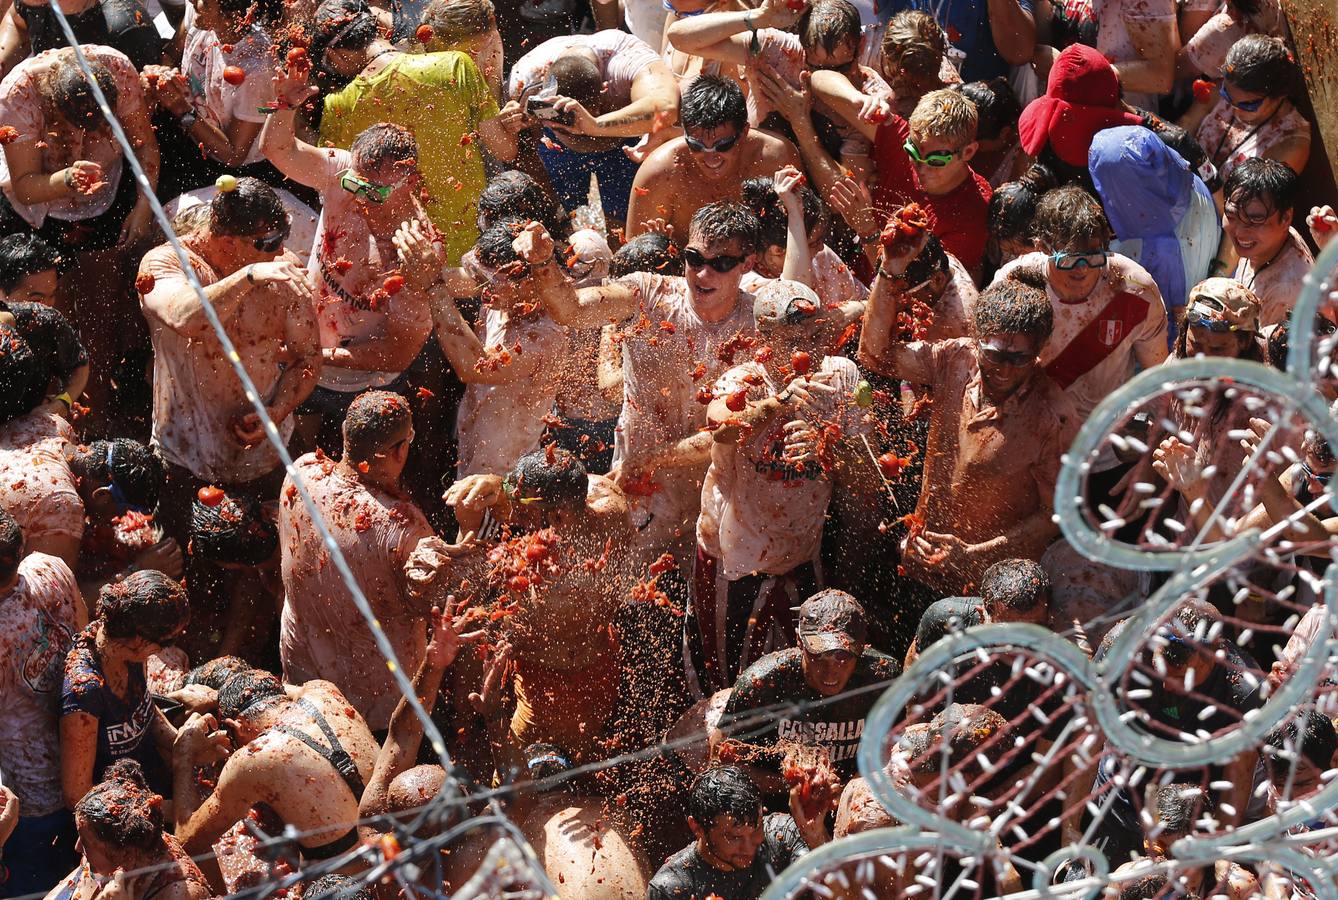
647,813,808,900
719,648,900,781
0,300,87,414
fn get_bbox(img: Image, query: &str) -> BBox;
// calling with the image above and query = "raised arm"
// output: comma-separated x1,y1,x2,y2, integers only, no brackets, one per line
857,232,934,384
807,68,881,143
552,60,681,139
774,165,812,284
754,66,847,198
141,256,306,341
361,600,485,818
258,62,328,189
513,222,640,327
666,0,805,65
988,0,1037,66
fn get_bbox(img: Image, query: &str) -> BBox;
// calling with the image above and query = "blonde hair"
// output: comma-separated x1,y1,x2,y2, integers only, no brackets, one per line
882,10,945,80
909,89,978,147
419,0,495,46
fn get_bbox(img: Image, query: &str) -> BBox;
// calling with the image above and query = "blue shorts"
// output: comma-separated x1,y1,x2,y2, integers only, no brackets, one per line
536,131,640,223
0,809,78,898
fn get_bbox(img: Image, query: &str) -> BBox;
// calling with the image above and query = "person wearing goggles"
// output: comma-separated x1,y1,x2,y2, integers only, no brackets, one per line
135,175,323,558
861,223,1079,597
996,185,1169,432
626,74,801,243
1189,35,1310,188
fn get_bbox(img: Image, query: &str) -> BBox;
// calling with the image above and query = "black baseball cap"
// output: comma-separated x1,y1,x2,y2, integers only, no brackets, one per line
797,590,868,654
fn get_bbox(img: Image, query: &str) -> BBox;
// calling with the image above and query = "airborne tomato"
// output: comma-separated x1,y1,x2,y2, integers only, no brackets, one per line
222,66,246,85
790,350,812,375
197,485,225,507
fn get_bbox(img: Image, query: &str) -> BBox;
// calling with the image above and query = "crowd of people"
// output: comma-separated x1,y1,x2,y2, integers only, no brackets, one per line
0,0,1333,893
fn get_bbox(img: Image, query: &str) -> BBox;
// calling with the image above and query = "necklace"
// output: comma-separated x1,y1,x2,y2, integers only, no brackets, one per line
1212,103,1282,169
1243,237,1289,291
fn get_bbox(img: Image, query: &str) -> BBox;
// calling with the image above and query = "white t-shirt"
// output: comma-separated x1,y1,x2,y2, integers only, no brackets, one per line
612,273,757,550
508,30,660,106
993,253,1168,422
698,356,867,578
180,4,276,166
278,453,433,731
0,411,83,548
455,307,568,476
0,552,78,817
139,243,312,482
1094,0,1176,110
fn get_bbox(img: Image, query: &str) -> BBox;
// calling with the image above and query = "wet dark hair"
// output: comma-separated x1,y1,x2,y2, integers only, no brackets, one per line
343,390,412,462
988,164,1056,250
185,655,250,690
740,177,826,251
1223,156,1298,217
210,177,288,238
680,74,747,134
508,447,587,507
610,232,681,277
689,766,762,827
955,78,1021,142
70,439,163,512
903,232,949,287
351,123,419,174
478,171,568,238
1119,875,1172,900
523,741,576,786
797,0,861,55
48,57,117,129
0,323,38,423
191,492,278,566
0,233,63,291
1152,783,1207,837
689,201,761,256
1303,428,1335,467
96,570,189,644
217,668,285,720
304,874,375,900
1153,122,1207,174
219,0,283,25
312,0,379,60
76,759,163,853
1222,34,1299,98
979,559,1049,617
1032,185,1111,251
914,597,984,653
549,54,603,108
0,506,20,582
1263,709,1338,781
474,222,525,271
974,275,1054,344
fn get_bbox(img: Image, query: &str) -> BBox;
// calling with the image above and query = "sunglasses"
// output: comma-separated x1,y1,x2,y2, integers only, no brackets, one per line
338,170,406,204
683,247,745,272
1186,298,1249,333
253,225,289,252
684,132,741,154
1050,249,1109,271
1302,461,1334,488
1218,82,1267,113
903,139,956,167
1224,203,1277,227
978,342,1035,367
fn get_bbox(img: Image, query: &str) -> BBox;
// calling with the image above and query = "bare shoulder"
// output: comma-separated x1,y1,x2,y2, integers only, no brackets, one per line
638,138,684,178
751,129,800,166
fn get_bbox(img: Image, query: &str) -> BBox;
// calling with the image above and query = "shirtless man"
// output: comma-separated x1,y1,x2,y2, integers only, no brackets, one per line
172,668,379,887
525,202,763,562
860,232,1079,598
625,74,800,238
445,447,633,761
279,390,471,734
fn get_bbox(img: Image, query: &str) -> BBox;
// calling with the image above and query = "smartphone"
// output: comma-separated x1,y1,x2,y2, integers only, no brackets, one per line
525,96,574,128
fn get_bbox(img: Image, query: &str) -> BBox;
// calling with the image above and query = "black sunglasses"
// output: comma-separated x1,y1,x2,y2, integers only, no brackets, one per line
253,225,289,252
979,344,1035,367
683,247,745,272
684,132,741,154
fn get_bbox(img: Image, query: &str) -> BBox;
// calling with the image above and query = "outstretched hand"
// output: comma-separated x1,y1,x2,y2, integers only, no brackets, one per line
425,595,488,669
468,639,515,720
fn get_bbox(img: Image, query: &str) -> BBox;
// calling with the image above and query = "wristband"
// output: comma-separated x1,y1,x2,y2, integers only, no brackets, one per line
63,168,75,189
53,391,73,411
860,231,881,246
246,265,256,284
744,13,761,55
